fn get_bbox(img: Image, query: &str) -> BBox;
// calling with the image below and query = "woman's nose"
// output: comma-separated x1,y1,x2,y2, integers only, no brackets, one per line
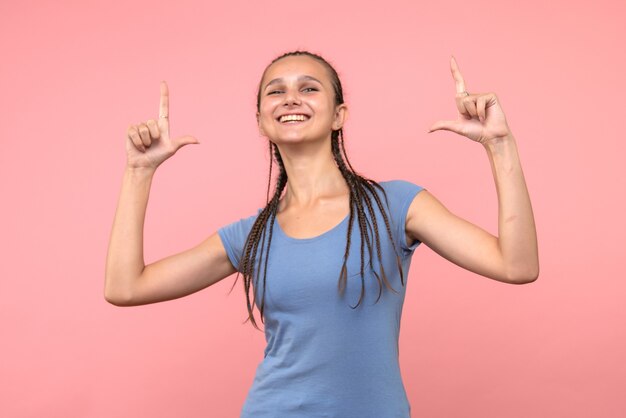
283,89,301,106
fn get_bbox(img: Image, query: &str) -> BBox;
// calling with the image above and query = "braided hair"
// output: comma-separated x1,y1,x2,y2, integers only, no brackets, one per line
232,50,405,331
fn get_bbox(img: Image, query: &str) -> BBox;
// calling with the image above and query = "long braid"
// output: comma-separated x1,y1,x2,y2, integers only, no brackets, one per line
257,145,287,321
331,129,403,307
336,128,406,288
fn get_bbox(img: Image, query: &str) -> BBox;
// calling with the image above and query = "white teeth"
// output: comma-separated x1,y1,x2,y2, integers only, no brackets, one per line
279,114,308,123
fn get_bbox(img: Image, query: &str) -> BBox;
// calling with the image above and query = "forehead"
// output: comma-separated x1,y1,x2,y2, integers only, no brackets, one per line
261,55,330,85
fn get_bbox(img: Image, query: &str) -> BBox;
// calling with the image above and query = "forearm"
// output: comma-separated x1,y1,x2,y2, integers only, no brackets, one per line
104,167,156,302
483,133,539,282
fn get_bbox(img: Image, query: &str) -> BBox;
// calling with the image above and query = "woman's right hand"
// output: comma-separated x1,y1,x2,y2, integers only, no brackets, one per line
126,81,200,170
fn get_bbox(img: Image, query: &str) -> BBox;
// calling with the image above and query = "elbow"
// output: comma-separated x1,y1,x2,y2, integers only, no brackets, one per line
507,263,540,284
104,291,128,306
104,281,134,307
512,272,539,285
105,293,128,306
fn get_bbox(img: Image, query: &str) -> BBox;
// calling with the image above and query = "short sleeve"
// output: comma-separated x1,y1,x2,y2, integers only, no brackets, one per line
217,208,263,271
380,180,426,256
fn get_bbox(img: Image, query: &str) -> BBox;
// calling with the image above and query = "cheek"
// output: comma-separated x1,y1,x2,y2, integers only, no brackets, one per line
259,101,276,120
318,104,336,123
314,98,335,116
257,111,272,127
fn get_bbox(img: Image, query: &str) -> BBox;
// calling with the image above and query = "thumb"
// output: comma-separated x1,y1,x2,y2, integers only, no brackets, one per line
173,135,201,149
427,120,462,135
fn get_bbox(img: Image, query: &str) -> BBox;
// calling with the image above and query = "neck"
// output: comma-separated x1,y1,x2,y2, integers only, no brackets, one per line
275,138,349,210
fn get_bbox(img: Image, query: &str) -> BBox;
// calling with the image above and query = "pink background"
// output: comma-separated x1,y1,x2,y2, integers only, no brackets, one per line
1,1,624,417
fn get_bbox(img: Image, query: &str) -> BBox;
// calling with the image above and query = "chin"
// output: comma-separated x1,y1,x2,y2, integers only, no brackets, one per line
272,137,309,146
273,134,330,145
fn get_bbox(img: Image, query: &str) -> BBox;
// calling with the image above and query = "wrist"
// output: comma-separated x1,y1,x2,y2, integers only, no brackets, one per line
125,165,157,177
482,132,516,152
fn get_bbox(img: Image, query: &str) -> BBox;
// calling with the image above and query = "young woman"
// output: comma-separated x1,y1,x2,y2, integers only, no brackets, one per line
105,50,538,417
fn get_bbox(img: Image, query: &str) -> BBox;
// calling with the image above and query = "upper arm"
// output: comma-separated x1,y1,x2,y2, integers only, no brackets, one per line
405,190,513,283
117,231,237,306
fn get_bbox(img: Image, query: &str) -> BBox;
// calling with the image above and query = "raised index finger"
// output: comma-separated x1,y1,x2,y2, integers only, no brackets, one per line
159,81,169,118
450,55,467,95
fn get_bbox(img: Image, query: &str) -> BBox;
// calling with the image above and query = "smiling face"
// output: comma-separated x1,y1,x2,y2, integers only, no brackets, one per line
256,55,348,145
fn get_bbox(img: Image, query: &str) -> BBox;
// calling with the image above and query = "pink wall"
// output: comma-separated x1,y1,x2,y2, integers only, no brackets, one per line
1,0,624,417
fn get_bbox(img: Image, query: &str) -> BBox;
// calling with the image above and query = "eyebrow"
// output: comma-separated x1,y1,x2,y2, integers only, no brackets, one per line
264,75,323,91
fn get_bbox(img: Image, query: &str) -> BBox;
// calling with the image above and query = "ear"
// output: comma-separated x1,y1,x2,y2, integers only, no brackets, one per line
332,104,348,131
257,112,266,136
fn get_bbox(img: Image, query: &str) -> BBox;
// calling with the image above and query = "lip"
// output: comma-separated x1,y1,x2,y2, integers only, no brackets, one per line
276,113,311,123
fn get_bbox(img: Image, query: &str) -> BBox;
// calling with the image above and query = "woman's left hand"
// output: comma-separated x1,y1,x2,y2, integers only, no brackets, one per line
428,56,512,145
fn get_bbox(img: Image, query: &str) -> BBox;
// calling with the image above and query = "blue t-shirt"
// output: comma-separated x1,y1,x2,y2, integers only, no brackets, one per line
218,180,425,418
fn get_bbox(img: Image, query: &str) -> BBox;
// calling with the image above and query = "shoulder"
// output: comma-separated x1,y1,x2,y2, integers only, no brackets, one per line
217,207,265,271
375,179,426,253
218,207,264,237
376,179,425,207
375,179,427,224
378,179,424,193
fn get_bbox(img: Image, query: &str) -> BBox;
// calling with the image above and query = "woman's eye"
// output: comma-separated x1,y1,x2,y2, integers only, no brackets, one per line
267,87,317,95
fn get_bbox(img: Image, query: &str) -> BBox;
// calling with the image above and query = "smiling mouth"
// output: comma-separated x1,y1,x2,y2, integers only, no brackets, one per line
277,114,310,123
